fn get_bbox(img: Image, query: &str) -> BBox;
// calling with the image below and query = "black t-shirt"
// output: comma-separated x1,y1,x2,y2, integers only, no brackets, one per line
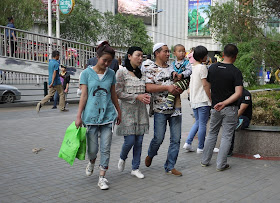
237,88,252,120
207,62,243,107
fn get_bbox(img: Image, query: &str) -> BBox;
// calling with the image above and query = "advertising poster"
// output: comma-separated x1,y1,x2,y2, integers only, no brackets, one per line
188,0,211,37
117,0,157,25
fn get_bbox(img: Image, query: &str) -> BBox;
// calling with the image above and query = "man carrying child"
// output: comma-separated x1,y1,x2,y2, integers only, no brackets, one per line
144,43,187,176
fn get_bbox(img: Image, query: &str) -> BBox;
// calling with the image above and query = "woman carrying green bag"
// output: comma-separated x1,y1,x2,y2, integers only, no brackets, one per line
75,41,121,190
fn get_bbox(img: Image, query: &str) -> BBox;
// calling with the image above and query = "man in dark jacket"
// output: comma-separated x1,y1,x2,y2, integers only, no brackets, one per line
228,87,252,156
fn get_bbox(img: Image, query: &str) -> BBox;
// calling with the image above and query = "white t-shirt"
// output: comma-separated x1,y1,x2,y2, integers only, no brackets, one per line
189,64,211,108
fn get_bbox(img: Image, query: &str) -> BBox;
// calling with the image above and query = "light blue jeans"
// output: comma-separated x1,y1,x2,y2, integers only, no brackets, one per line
86,123,113,171
120,135,144,170
186,106,210,149
148,112,182,172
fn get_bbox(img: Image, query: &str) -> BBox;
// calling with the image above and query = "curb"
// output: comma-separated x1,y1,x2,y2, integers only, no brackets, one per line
0,99,80,108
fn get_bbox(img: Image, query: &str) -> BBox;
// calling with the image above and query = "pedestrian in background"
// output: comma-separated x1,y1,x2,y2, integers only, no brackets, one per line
52,65,70,109
75,41,121,190
116,46,150,179
36,51,68,112
183,45,211,154
87,41,119,72
6,17,17,57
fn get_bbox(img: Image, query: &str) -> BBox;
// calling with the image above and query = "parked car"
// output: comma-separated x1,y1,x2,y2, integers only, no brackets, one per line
0,85,21,103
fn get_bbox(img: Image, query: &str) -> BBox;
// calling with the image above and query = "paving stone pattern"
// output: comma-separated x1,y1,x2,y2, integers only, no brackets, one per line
0,99,280,203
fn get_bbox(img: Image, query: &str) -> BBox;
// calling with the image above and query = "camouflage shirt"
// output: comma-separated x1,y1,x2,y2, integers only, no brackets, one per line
145,62,174,114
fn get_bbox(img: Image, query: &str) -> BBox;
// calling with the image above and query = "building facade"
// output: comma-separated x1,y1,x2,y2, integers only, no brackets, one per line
90,0,231,53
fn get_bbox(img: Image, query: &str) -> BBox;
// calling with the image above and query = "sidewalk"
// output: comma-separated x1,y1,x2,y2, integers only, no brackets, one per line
0,100,280,203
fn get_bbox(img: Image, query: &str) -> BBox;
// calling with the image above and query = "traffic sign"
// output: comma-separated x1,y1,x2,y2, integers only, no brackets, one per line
59,0,75,15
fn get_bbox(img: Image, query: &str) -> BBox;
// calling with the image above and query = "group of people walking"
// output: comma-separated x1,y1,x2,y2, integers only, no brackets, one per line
39,40,250,190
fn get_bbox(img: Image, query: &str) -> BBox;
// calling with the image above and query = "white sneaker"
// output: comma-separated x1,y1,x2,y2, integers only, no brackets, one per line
98,177,109,190
85,162,94,176
213,148,219,153
197,148,203,154
118,159,125,172
131,169,145,179
183,143,195,152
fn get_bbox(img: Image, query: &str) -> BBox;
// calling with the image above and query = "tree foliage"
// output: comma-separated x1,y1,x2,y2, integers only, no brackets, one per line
0,0,44,30
207,0,280,85
101,12,153,54
59,0,102,44
264,0,280,18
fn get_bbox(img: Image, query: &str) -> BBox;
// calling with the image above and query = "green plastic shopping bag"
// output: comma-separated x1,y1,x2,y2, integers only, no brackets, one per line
76,126,87,160
58,121,87,165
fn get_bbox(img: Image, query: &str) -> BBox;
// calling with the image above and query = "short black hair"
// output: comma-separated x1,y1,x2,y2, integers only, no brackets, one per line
52,50,60,58
147,54,151,60
7,17,13,22
193,46,208,62
224,44,238,58
174,44,185,52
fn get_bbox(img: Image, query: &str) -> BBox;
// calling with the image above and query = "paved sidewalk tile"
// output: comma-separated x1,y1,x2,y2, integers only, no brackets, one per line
0,100,280,202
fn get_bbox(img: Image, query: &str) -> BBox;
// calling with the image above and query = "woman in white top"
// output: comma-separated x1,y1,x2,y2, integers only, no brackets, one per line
183,46,211,153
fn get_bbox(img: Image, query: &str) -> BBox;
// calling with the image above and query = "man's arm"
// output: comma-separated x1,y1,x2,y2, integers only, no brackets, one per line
65,75,70,93
238,103,249,117
11,32,16,41
146,83,180,95
214,86,243,111
49,70,57,88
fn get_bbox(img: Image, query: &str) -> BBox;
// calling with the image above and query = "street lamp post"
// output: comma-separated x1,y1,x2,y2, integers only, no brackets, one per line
151,8,163,43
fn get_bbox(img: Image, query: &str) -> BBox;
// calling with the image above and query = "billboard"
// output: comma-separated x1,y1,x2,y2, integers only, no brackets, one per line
117,0,157,25
188,0,211,37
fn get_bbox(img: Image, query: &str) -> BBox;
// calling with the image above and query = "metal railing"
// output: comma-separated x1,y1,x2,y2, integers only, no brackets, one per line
0,25,126,69
0,71,48,85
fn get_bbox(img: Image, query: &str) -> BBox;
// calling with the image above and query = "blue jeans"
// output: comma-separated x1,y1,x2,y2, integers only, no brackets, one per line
186,106,210,149
148,112,182,172
86,123,113,171
53,91,59,107
120,135,144,170
53,91,67,108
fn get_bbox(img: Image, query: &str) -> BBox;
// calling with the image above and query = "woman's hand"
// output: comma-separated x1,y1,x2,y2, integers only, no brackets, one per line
137,93,151,104
75,117,83,129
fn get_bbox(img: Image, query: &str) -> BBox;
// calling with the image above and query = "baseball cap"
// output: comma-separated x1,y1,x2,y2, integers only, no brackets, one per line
153,42,166,53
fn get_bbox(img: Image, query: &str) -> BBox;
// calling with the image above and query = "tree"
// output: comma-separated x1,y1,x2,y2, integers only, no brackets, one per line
101,12,153,54
0,0,44,30
59,0,102,44
264,0,280,18
207,0,280,85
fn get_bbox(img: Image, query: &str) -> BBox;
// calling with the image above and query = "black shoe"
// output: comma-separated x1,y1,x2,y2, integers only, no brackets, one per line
52,106,57,109
227,152,233,157
216,164,231,172
60,108,69,112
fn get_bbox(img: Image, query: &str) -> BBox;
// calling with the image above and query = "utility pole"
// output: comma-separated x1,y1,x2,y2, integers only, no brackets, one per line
48,0,52,57
56,0,60,39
